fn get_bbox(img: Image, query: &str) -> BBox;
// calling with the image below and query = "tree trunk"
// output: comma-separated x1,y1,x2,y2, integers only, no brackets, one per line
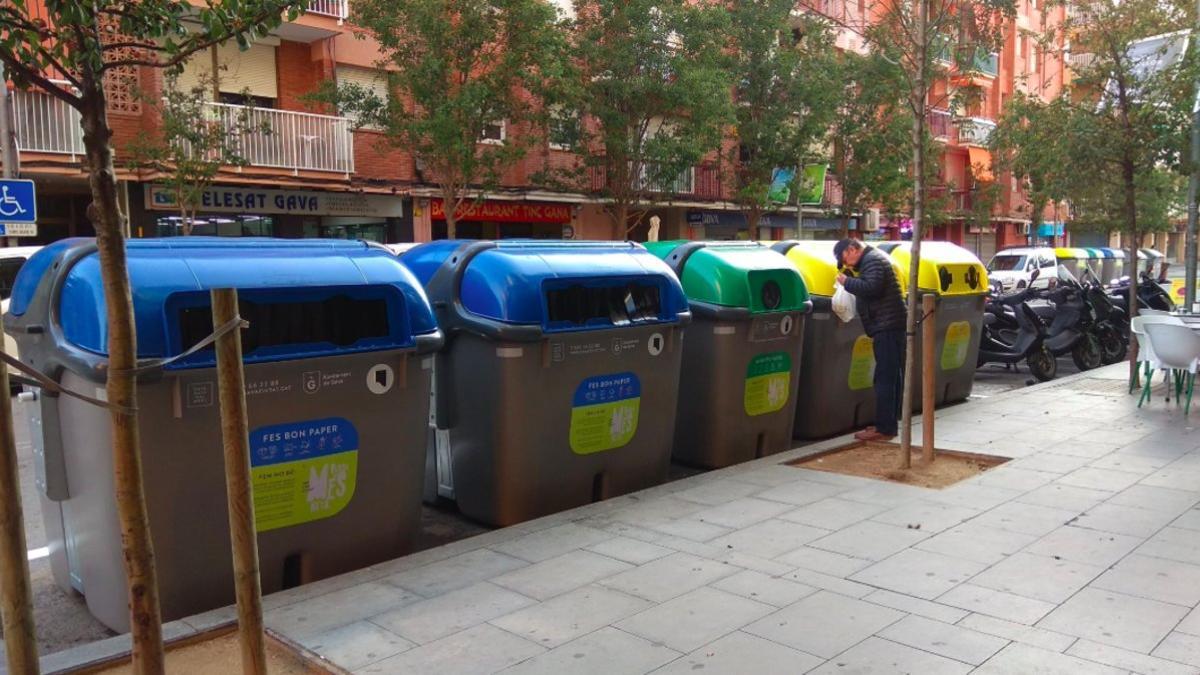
79,81,166,675
614,202,629,241
841,202,852,240
1123,158,1139,385
747,208,761,242
898,0,929,470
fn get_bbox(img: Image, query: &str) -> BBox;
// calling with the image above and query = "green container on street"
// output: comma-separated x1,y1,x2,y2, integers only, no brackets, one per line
648,241,811,468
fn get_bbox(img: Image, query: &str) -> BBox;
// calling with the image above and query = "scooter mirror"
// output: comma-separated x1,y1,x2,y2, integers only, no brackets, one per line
1030,268,1041,282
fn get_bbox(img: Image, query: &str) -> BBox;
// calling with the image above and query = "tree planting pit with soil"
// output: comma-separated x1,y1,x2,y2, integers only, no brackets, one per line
87,624,340,675
786,440,1008,488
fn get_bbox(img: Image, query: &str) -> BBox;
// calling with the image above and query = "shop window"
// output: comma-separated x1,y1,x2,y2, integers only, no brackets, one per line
480,120,506,145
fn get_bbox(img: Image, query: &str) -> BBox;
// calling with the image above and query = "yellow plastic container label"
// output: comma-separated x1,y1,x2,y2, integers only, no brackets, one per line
848,335,876,391
941,321,972,371
744,351,791,416
249,417,358,532
570,372,641,454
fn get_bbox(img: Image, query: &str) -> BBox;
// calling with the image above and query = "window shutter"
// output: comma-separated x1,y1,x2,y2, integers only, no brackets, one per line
175,42,278,100
335,66,390,127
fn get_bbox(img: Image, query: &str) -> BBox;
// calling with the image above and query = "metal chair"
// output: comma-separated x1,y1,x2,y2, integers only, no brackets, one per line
1143,322,1200,415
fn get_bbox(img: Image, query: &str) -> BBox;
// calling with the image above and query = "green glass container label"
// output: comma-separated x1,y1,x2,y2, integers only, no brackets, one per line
249,417,358,532
848,335,876,391
941,321,972,371
570,372,641,454
744,351,792,416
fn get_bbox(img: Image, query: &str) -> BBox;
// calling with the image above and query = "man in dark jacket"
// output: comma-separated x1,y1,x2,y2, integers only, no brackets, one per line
834,238,907,441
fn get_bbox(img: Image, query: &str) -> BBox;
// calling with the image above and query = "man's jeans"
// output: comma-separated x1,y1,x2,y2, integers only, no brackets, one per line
872,329,905,436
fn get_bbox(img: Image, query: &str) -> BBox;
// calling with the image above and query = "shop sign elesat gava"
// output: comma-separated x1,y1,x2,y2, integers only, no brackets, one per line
145,185,404,218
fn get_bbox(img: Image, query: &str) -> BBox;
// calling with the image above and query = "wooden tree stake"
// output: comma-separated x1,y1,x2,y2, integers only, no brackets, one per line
921,293,937,464
211,289,267,675
0,312,39,674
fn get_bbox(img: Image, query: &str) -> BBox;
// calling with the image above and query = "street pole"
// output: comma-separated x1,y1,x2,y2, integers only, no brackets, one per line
0,63,18,179
1185,31,1199,312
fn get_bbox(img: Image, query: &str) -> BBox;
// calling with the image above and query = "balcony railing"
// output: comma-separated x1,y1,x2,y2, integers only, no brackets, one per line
204,102,354,175
305,0,348,19
10,84,85,157
955,116,996,146
1068,52,1096,71
928,108,953,141
590,162,701,196
968,49,999,77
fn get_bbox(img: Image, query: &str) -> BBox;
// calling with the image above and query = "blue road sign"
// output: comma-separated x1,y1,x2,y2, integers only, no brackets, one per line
0,179,36,224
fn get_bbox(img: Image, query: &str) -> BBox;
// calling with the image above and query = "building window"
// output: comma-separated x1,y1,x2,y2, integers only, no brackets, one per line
480,120,506,145
548,108,580,150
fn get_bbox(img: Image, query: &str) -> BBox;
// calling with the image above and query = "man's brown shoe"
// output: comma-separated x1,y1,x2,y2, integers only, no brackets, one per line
854,429,895,441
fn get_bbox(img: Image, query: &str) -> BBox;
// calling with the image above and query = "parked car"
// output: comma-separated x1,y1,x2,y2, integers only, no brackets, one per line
0,246,42,393
987,247,1058,291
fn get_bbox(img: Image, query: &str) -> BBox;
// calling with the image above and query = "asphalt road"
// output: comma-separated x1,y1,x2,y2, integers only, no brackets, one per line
2,359,1047,659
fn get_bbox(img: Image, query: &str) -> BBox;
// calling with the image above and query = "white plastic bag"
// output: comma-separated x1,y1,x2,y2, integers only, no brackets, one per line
832,283,857,323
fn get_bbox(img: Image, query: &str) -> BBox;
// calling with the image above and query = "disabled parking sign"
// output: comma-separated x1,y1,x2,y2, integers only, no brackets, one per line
0,179,38,237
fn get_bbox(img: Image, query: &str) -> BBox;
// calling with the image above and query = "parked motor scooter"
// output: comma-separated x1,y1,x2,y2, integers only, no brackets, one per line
1108,270,1176,313
977,270,1057,382
1036,267,1104,371
1079,267,1129,364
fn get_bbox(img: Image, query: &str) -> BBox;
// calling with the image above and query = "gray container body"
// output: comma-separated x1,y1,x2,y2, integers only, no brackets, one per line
910,293,986,410
436,323,684,527
793,302,880,439
36,352,431,632
673,312,805,467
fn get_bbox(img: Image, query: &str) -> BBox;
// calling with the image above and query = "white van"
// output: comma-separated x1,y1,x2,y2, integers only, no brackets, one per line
987,246,1058,291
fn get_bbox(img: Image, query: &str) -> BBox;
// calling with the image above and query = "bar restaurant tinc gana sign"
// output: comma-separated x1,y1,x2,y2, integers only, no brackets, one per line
145,185,404,217
430,198,572,223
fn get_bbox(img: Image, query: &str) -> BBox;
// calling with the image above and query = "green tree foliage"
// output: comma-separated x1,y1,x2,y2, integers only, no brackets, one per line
831,51,914,237
725,6,841,236
569,0,733,238
329,0,569,237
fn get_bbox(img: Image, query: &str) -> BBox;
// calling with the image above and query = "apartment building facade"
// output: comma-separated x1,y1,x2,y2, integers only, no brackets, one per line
2,0,1069,250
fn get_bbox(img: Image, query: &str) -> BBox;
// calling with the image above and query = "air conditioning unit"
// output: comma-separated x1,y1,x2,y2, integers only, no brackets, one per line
863,208,881,231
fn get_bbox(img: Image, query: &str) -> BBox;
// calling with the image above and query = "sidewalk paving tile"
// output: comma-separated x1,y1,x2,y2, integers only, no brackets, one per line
1017,483,1115,512
974,643,1125,675
807,636,972,675
937,583,1059,625
1011,453,1097,475
298,621,414,672
615,586,775,654
782,567,876,598
775,546,873,577
671,478,768,506
753,478,859,507
1048,439,1124,459
1179,607,1200,636
924,483,1023,511
778,497,889,530
1108,485,1200,515
490,550,633,601
808,520,930,562
370,581,536,645
914,522,1039,566
957,613,1077,652
714,550,795,576
1173,509,1200,532
1023,525,1143,567
1142,468,1200,493
711,569,818,608
490,523,613,563
1154,632,1200,668
357,623,545,675
1038,587,1189,653
877,614,1008,665
968,501,1081,537
1092,554,1200,606
646,517,734,543
834,481,931,507
868,500,980,534
1074,502,1180,538
1068,639,1200,675
1090,453,1176,474
265,581,423,641
972,466,1059,493
690,497,796,529
850,548,986,600
650,631,823,675
489,585,650,649
968,551,1105,604
1058,467,1145,492
743,589,905,658
498,627,678,675
584,537,674,565
1138,526,1200,566
862,589,969,624
385,548,529,598
596,552,739,603
710,518,831,559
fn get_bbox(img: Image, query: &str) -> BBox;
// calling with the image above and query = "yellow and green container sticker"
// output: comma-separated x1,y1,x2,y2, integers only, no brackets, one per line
744,351,791,416
941,321,972,370
249,417,358,532
570,372,641,455
848,335,876,390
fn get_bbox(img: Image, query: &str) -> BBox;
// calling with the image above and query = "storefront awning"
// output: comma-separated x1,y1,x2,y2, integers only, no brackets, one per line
967,147,994,182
